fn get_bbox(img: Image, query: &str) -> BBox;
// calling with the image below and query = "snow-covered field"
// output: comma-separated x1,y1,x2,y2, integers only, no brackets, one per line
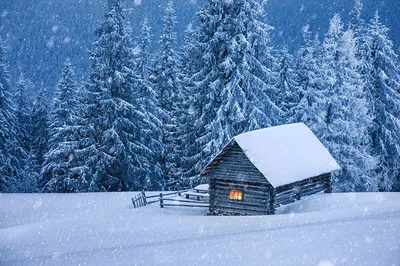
1,192,399,266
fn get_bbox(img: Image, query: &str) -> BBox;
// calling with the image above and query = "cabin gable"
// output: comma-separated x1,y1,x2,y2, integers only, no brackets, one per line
203,141,269,184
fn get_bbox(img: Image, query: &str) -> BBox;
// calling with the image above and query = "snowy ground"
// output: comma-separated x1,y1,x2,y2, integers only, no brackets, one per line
1,192,399,266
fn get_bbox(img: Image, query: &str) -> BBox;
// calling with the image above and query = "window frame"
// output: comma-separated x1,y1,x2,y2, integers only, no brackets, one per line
229,189,243,201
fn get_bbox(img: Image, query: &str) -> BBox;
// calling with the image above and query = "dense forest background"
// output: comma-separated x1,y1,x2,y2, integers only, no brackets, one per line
0,0,399,193
2,0,399,91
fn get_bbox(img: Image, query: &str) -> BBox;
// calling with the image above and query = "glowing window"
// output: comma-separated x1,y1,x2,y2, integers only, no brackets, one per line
229,190,243,200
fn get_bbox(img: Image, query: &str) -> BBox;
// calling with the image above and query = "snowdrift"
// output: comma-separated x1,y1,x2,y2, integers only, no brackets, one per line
1,192,399,265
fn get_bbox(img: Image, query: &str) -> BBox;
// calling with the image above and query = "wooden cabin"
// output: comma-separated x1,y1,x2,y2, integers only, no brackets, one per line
200,123,341,216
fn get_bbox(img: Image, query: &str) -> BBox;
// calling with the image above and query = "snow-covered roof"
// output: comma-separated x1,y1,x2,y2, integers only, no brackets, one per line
203,123,341,188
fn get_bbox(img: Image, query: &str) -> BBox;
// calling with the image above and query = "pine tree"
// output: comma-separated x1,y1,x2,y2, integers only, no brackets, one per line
193,0,281,174
318,15,375,192
151,0,181,189
31,89,49,168
50,60,77,133
41,59,83,192
292,26,324,127
73,85,100,192
15,153,40,193
348,0,372,77
275,48,299,123
348,0,364,35
77,0,148,191
174,26,202,188
363,11,400,191
0,38,26,192
134,18,164,190
24,88,50,192
15,73,34,153
12,73,42,192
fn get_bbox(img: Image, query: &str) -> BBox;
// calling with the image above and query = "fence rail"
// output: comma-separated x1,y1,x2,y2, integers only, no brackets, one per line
161,204,209,208
145,190,190,199
132,189,210,209
159,193,209,208
162,198,208,204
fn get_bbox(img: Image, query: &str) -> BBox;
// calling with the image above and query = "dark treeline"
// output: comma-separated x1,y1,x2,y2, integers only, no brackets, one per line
1,0,399,193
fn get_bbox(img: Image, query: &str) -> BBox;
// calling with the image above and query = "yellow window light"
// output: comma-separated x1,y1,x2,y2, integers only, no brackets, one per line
229,190,243,200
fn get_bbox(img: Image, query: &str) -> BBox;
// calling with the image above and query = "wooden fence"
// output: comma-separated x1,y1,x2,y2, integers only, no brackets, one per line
131,191,147,208
132,189,210,209
159,193,209,208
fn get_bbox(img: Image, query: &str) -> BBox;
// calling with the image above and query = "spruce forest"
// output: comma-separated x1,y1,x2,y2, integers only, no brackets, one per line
1,0,400,194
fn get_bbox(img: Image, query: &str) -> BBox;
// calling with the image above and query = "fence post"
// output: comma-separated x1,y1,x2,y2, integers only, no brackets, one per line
132,197,136,208
142,191,147,206
159,193,163,208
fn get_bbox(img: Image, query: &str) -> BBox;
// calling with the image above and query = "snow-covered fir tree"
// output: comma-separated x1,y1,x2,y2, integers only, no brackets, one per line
16,153,40,193
73,84,100,192
348,0,371,76
291,25,324,126
30,89,49,167
173,26,202,188
275,48,299,122
363,11,400,192
0,38,26,192
78,0,149,191
41,59,83,192
151,0,181,190
28,88,49,190
348,0,364,35
193,0,281,173
15,73,34,153
317,15,375,192
47,59,78,148
133,18,164,190
5,64,40,193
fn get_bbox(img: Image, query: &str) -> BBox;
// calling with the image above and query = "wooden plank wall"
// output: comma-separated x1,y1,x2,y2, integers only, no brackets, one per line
205,142,268,183
275,173,331,207
209,178,273,215
206,142,274,215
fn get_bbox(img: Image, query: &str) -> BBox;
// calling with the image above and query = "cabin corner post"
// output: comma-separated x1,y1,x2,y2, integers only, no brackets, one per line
209,178,216,213
268,188,276,215
324,174,332,193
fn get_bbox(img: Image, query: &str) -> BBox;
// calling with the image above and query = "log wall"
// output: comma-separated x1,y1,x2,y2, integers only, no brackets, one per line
275,173,331,207
206,142,274,215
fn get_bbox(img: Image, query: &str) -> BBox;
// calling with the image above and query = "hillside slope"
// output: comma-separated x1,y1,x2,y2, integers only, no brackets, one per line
1,192,399,265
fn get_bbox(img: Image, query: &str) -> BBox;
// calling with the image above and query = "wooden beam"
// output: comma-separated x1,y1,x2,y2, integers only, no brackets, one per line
162,204,209,208
268,189,276,214
213,199,268,209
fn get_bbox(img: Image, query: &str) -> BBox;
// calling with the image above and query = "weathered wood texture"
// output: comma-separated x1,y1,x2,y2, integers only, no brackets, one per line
209,178,275,215
205,142,275,215
204,141,269,184
131,191,147,208
160,198,209,208
275,174,331,207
